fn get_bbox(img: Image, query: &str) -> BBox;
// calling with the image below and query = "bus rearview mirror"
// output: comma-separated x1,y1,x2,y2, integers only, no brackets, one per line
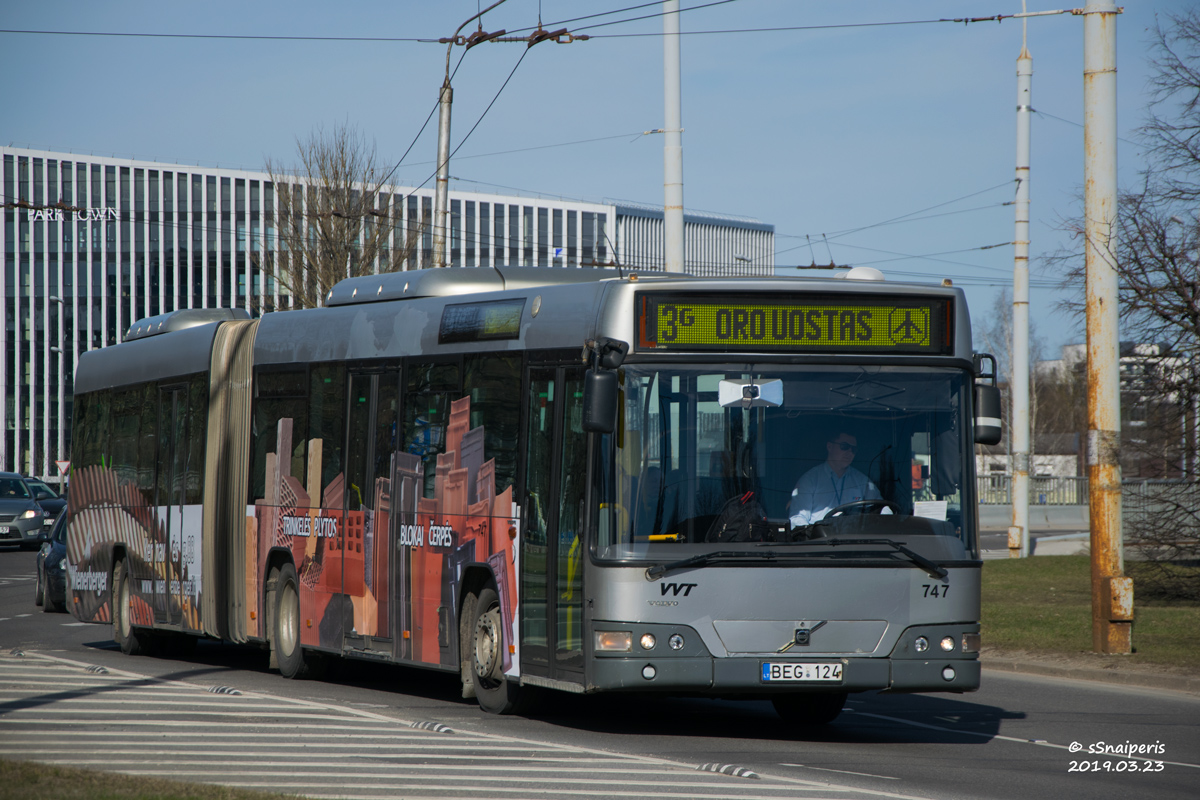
582,369,618,433
974,383,1002,445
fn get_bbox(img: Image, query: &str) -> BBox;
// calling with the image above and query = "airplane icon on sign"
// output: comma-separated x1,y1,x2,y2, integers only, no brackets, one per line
889,308,928,344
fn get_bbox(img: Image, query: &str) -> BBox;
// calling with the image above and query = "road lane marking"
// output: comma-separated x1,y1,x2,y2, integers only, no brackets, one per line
780,764,899,781
1,650,939,800
845,709,1200,770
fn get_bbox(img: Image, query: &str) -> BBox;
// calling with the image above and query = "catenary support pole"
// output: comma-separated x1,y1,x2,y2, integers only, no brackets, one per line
1082,2,1131,654
663,0,685,273
432,80,453,268
1010,19,1032,559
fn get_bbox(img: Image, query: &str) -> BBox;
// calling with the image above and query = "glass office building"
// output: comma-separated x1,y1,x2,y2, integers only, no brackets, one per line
2,147,774,478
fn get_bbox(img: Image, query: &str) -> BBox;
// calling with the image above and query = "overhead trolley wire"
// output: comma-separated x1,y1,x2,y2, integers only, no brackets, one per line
0,4,1073,45
0,29,431,42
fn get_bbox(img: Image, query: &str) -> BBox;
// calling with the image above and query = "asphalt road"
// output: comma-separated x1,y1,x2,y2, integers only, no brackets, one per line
2,544,1197,800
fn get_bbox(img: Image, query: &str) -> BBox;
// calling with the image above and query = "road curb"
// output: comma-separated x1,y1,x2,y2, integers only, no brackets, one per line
983,657,1200,696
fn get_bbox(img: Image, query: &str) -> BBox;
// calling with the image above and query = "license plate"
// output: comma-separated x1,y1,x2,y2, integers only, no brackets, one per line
761,662,843,682
0,526,11,535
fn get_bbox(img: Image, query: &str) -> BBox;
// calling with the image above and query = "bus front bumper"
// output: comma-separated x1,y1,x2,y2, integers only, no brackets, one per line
589,655,980,694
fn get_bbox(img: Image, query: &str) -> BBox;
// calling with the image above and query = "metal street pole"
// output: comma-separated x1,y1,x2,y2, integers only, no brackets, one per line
432,79,453,269
1010,17,1032,559
663,0,685,273
1082,2,1131,654
432,1,509,269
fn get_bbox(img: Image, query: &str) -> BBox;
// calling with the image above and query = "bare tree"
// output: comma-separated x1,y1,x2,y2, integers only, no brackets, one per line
974,288,1046,467
261,122,424,310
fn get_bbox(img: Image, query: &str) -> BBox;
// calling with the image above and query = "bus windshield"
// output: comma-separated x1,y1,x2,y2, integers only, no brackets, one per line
595,364,975,561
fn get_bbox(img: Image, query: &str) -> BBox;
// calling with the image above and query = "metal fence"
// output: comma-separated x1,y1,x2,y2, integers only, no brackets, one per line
979,476,1200,522
977,475,1089,505
1121,479,1200,536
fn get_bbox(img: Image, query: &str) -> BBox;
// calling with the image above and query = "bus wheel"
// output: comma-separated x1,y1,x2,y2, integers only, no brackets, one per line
771,692,847,725
471,586,524,714
273,562,323,679
113,559,150,656
459,592,478,699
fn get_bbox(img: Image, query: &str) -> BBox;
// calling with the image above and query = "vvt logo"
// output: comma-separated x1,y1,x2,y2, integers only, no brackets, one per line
660,582,697,597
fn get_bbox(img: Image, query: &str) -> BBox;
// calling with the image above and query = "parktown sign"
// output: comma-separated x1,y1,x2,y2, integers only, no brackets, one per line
26,207,120,222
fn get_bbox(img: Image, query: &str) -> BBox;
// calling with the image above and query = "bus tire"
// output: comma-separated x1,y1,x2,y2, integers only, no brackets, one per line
470,586,524,714
113,559,150,656
459,591,478,699
771,691,847,725
273,562,323,679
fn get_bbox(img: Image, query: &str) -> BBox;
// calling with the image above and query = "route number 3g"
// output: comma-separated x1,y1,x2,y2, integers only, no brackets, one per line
659,304,696,341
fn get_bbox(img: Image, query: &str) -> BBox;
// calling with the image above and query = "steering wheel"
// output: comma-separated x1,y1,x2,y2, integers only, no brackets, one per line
825,498,901,517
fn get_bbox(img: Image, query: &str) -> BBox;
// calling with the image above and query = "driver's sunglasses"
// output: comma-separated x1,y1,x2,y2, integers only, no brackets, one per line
833,442,856,452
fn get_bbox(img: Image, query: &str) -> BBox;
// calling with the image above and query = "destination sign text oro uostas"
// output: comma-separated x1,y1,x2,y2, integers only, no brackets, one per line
637,294,951,354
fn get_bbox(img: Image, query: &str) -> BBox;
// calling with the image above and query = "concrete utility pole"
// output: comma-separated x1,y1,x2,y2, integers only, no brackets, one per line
1082,2,1132,654
663,0,685,273
1010,13,1032,559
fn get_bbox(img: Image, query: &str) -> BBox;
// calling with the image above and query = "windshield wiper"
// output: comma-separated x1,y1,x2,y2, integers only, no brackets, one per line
762,538,949,580
645,550,781,581
645,539,949,582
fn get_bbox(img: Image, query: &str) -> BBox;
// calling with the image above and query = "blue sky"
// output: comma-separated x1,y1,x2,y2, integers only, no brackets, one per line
2,1,1189,357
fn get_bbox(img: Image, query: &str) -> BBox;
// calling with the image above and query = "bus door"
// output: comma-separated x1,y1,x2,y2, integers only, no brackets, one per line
154,385,187,626
342,369,399,656
522,364,587,684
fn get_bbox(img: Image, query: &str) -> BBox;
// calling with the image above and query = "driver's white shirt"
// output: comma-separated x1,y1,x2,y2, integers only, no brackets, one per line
789,463,884,527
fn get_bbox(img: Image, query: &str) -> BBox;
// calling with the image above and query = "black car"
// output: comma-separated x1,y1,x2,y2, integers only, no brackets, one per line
23,477,67,537
35,511,68,613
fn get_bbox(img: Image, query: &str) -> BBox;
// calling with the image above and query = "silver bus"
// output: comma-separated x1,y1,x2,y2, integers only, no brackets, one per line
65,266,1001,723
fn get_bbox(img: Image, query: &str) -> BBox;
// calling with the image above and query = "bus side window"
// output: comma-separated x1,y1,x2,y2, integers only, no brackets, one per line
403,362,460,499
249,369,309,505
110,388,141,491
136,383,157,505
309,363,345,505
76,389,111,472
185,375,207,505
463,354,520,496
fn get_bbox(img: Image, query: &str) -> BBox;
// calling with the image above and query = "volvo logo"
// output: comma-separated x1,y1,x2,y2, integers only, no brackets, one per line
777,620,827,653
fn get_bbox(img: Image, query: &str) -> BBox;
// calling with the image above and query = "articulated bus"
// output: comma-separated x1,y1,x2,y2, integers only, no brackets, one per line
65,266,1001,721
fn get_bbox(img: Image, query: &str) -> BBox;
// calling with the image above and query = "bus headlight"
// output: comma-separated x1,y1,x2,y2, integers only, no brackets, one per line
639,633,656,650
668,634,685,650
961,633,981,653
940,636,956,652
595,631,632,652
914,636,929,653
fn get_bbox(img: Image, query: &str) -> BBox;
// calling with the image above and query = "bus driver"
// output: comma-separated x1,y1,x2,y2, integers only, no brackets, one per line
788,432,887,528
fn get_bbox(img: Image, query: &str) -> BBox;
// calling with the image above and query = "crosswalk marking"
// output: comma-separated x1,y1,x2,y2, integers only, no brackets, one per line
0,651,932,800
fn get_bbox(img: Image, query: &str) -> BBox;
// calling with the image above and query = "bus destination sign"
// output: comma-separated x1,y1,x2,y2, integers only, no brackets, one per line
637,293,951,354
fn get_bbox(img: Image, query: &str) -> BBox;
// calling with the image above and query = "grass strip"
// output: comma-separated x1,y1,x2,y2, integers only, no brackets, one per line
981,555,1200,671
0,759,298,800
